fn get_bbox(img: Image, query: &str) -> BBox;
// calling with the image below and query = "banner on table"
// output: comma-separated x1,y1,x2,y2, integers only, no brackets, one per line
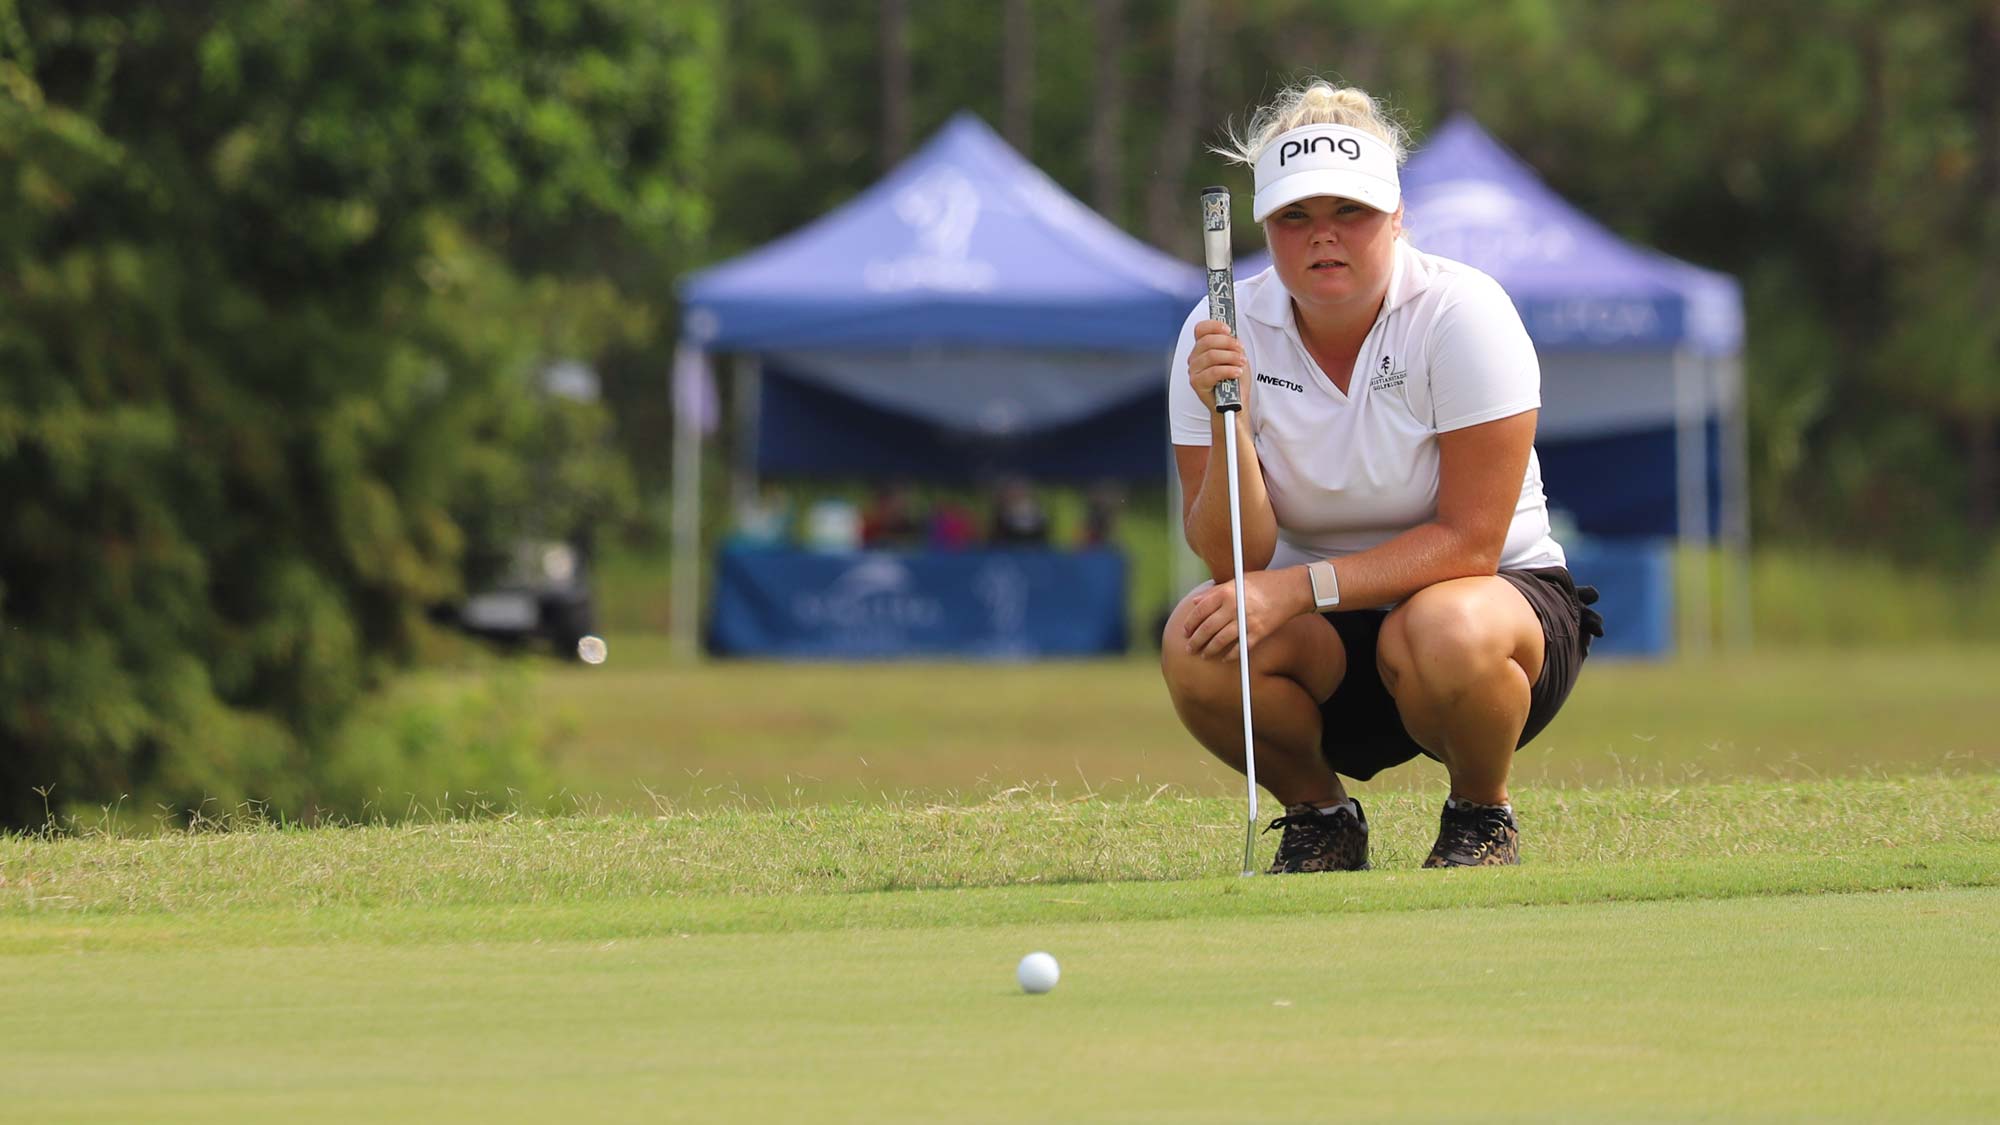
709,547,1127,659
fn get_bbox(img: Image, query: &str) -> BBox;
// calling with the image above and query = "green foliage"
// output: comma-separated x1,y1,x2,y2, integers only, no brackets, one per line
0,2,720,827
310,666,558,821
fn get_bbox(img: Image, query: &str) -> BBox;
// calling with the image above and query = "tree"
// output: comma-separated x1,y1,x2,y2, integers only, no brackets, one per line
1090,0,1127,221
881,0,912,169
0,1,721,827
1144,0,1211,255
1003,0,1034,153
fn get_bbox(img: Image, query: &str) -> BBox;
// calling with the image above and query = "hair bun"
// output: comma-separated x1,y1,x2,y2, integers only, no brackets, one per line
1210,79,1410,170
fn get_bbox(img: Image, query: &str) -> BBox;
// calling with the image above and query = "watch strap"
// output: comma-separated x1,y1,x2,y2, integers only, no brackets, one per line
1308,559,1341,609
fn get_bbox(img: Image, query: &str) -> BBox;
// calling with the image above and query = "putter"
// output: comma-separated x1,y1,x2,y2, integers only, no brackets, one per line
1201,185,1259,877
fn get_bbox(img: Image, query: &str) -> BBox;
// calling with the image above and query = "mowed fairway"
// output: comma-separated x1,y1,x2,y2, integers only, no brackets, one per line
5,779,2000,1121
4,891,1998,1122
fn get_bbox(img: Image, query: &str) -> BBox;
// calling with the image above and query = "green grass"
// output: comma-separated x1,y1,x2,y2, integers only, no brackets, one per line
13,610,2000,1119
4,776,1999,1121
523,641,2000,809
1730,546,2000,645
4,891,1997,1122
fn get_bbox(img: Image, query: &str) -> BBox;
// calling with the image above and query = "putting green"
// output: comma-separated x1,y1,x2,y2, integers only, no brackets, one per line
4,886,1995,1122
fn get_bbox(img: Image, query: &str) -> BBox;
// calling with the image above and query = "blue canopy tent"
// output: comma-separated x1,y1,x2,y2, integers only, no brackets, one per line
680,113,1201,353
672,112,1205,657
1238,117,1749,652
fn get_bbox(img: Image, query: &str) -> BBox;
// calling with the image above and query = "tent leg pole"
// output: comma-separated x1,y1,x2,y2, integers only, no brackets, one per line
1720,355,1752,651
731,356,763,515
671,357,705,664
1674,349,1710,659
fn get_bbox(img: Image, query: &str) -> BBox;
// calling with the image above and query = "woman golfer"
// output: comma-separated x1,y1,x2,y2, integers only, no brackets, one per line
1163,81,1601,872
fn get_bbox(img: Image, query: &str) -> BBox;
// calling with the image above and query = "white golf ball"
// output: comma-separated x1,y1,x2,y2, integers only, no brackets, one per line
1016,951,1060,994
576,635,607,664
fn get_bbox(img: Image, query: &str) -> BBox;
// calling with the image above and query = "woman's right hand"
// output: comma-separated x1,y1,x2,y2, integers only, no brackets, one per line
1188,319,1251,417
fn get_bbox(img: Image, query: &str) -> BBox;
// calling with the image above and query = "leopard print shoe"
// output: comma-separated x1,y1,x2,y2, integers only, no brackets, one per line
1422,798,1519,868
1263,800,1370,873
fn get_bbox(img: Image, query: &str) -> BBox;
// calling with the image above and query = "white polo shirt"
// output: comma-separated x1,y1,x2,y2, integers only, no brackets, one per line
1169,240,1566,571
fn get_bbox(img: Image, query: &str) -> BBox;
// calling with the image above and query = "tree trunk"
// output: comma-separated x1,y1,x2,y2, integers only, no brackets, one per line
1967,5,2000,538
1432,46,1469,117
880,0,910,170
1334,30,1383,91
1969,414,1998,538
1145,0,1209,256
1975,4,2000,209
1003,0,1034,153
1090,0,1127,222
1836,28,1887,342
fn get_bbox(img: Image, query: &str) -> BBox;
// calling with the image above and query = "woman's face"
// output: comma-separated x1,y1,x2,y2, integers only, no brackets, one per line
1264,195,1403,317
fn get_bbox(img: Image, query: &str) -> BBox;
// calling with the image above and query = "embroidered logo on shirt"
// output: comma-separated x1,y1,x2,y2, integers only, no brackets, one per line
1256,372,1305,393
1369,354,1407,392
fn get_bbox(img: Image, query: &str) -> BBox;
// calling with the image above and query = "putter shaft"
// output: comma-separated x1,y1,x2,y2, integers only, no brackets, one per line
1201,185,1257,877
1223,418,1258,876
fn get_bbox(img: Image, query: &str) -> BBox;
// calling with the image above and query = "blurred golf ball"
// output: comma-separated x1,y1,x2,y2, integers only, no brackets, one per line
1016,951,1059,994
576,635,607,664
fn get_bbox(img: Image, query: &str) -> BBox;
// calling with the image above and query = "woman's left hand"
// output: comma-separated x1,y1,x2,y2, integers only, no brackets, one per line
1182,568,1308,659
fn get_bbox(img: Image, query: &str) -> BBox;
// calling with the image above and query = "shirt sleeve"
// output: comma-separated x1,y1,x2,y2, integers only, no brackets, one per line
1168,298,1218,446
1427,270,1541,433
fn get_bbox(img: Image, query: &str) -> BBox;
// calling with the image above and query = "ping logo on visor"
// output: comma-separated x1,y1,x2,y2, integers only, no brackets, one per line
1277,133,1366,166
1251,124,1401,222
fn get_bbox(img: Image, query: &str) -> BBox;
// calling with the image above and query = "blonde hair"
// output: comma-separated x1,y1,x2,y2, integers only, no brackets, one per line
1213,80,1411,168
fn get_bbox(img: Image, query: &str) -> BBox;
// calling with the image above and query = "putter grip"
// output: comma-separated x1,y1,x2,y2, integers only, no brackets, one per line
1201,186,1241,414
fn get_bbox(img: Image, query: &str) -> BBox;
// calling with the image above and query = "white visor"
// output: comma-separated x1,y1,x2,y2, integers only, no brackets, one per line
1251,124,1401,221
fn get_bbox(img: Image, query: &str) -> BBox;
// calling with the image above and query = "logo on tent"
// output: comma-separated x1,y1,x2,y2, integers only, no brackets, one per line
1408,181,1574,265
1530,299,1663,344
865,167,998,293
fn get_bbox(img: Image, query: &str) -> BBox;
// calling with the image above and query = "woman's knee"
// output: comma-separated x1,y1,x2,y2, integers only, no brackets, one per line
1160,585,1233,710
1378,584,1514,697
1158,583,1213,674
1161,584,1341,711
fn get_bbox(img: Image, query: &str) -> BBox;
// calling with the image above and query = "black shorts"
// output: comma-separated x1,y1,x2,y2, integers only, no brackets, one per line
1317,567,1602,782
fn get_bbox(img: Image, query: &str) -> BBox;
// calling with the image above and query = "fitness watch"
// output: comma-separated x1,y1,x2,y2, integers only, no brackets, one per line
1308,559,1341,610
